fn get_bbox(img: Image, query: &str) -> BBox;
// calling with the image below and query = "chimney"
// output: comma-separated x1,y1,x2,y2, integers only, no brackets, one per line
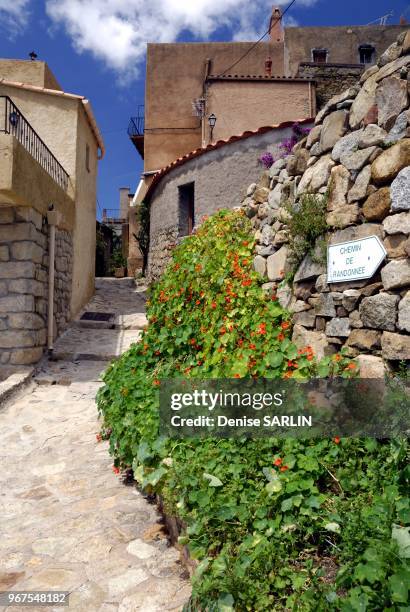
269,6,284,43
119,187,130,220
265,56,273,76
400,15,408,24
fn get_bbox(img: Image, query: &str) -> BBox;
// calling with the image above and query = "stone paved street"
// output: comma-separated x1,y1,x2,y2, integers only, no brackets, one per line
0,280,191,611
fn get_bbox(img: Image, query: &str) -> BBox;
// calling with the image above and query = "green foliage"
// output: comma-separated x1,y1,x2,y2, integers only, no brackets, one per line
133,200,150,276
109,247,127,272
97,209,409,610
285,192,328,271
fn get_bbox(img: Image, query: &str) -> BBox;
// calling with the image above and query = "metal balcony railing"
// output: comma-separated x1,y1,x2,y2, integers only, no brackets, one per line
0,96,69,191
127,105,144,138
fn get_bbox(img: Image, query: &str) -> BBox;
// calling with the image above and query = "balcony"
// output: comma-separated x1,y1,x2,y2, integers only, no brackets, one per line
127,105,144,158
102,209,127,225
0,96,69,191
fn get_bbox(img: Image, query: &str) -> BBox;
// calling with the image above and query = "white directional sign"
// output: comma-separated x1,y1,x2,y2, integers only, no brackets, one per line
327,235,387,283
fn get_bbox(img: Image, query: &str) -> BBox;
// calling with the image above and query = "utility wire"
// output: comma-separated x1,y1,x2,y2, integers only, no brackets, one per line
218,0,297,76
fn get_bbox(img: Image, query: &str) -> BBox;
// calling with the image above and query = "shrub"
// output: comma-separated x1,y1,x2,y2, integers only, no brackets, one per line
285,192,328,273
97,209,409,611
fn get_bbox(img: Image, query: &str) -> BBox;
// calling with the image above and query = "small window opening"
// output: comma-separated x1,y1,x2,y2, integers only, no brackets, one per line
178,182,195,237
311,48,328,63
359,44,375,64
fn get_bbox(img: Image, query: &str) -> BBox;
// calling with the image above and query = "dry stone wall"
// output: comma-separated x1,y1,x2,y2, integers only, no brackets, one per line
243,30,410,375
0,206,73,365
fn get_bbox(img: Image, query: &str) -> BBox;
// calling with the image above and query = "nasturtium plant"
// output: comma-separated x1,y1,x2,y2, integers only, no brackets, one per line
97,209,409,610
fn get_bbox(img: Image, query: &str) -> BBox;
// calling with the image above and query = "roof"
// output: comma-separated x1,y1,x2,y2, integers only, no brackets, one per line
144,117,313,202
207,74,314,82
0,78,105,158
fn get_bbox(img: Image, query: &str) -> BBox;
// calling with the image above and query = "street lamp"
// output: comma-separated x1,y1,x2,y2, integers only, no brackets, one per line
208,113,217,142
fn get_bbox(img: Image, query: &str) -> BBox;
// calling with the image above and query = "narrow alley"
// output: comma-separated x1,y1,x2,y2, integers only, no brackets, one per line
0,279,191,612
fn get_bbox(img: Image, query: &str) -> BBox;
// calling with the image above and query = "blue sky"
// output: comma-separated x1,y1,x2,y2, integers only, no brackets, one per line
0,0,409,218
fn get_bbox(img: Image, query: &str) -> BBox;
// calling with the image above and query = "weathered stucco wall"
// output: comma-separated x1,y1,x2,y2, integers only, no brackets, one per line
0,60,62,90
0,81,99,318
206,79,315,142
145,41,284,171
147,124,312,279
284,25,408,76
71,103,98,317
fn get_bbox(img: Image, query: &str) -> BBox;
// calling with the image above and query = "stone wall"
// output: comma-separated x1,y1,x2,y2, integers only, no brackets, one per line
0,206,73,365
244,30,410,374
297,63,364,110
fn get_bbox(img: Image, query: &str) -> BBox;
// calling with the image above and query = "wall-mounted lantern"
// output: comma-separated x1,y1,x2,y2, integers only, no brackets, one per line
208,113,217,142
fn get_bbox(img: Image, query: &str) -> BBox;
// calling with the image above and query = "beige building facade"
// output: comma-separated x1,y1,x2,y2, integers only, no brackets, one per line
0,59,104,366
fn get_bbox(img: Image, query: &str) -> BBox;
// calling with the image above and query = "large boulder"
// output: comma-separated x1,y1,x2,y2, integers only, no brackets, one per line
340,146,379,172
381,331,410,360
349,71,379,129
383,212,410,235
266,246,289,281
319,110,349,152
359,293,399,330
362,187,391,221
375,76,408,130
294,252,326,282
292,324,328,361
347,165,371,202
327,165,350,210
358,124,387,148
325,318,351,337
331,129,363,162
371,139,410,184
347,329,381,350
326,204,360,228
398,291,410,333
297,155,335,194
390,167,410,212
381,259,410,290
355,354,386,378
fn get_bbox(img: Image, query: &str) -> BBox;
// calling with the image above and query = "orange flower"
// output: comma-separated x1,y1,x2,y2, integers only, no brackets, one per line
249,343,256,350
281,321,290,330
233,373,241,378
190,338,196,345
211,301,217,309
242,279,252,287
280,465,289,472
278,333,285,342
334,436,341,444
112,466,120,474
195,300,201,305
273,458,282,466
333,354,342,362
242,241,249,246
283,371,293,379
195,264,202,272
153,379,160,386
347,362,357,370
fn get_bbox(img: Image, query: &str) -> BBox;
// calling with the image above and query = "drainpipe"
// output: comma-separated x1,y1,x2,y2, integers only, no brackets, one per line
47,204,58,355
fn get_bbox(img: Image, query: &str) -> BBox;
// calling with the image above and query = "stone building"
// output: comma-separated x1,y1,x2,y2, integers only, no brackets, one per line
145,120,312,279
0,59,104,366
241,30,410,370
129,6,407,207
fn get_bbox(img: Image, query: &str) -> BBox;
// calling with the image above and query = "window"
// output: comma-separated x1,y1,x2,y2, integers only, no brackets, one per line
311,48,328,63
86,143,90,172
178,182,195,237
359,44,375,64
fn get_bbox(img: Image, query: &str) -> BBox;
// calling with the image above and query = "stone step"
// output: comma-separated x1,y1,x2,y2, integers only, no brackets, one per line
72,312,148,331
52,328,142,361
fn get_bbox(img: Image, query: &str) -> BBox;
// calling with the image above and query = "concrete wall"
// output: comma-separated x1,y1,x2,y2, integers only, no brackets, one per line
147,124,308,279
0,60,62,90
207,79,314,142
144,41,284,171
284,25,408,76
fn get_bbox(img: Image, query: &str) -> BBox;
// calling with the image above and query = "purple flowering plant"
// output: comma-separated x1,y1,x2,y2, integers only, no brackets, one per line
258,122,311,169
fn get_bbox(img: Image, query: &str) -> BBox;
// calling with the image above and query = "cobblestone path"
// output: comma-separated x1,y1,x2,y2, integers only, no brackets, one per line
0,279,191,612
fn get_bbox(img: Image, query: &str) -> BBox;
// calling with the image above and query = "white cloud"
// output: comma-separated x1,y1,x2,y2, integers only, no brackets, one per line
0,0,30,37
45,0,318,82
